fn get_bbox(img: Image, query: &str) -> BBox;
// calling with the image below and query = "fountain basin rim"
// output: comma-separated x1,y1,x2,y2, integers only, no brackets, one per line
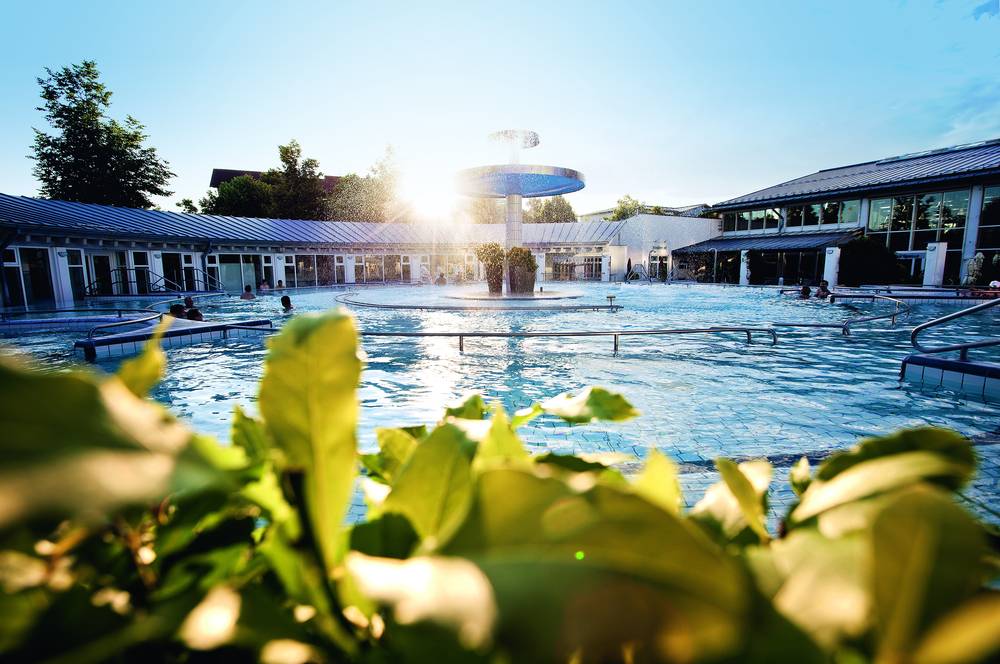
456,164,585,198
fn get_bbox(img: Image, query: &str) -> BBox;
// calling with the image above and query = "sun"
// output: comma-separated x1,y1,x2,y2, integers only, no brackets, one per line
398,168,460,221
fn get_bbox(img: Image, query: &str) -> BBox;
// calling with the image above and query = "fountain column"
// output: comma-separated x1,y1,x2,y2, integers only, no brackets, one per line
505,194,523,250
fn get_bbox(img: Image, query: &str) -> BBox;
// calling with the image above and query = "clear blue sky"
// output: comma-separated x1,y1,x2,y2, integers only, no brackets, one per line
0,0,998,215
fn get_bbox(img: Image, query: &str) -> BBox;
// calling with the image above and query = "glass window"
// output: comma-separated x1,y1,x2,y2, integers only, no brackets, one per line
736,211,749,231
888,232,910,252
891,196,914,232
750,210,765,231
132,251,149,266
764,209,780,229
295,254,317,286
786,206,802,228
66,249,83,266
821,202,839,225
803,204,820,226
941,190,969,229
979,225,1000,250
866,232,888,247
915,193,941,230
2,249,16,264
354,256,365,282
869,198,892,231
839,200,860,225
981,185,1000,226
316,255,335,286
722,212,736,232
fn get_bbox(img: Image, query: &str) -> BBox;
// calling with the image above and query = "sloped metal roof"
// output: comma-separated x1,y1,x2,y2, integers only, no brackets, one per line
714,138,1000,210
673,230,859,254
0,193,621,247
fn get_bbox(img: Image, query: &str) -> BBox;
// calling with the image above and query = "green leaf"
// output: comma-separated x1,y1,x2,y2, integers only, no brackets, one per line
472,404,529,472
767,530,871,648
633,449,682,515
789,457,811,497
231,406,269,464
349,512,419,559
445,467,750,660
346,552,497,650
383,424,473,549
913,592,1000,664
716,459,771,543
691,459,772,544
540,387,639,424
0,359,194,527
816,427,974,486
510,403,543,428
871,486,990,662
115,318,169,397
258,312,362,572
0,357,189,465
445,394,488,420
790,451,974,525
374,428,418,483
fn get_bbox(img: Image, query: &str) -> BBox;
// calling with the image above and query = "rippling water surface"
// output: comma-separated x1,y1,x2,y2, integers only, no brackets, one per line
3,284,998,464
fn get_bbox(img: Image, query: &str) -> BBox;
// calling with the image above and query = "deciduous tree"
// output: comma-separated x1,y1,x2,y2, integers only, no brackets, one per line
30,60,174,208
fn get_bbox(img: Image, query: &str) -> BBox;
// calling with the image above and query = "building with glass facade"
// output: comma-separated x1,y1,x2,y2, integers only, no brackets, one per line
677,138,1000,286
0,193,716,307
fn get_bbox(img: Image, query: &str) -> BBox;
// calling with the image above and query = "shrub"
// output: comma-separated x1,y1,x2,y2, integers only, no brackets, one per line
475,242,505,294
838,237,902,286
0,315,998,663
506,247,537,293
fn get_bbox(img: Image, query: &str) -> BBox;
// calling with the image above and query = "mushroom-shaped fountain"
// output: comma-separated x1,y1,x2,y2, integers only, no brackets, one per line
457,130,585,294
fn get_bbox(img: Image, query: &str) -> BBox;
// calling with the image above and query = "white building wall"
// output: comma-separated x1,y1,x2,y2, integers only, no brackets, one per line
612,214,720,279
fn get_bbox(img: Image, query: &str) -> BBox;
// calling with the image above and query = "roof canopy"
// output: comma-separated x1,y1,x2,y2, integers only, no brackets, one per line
0,193,619,247
714,138,1000,210
673,230,859,254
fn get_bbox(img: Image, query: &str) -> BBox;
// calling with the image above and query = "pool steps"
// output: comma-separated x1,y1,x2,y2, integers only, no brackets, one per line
900,354,1000,402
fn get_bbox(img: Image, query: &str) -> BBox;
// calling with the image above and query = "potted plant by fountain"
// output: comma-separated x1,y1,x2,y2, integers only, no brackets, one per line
507,246,538,294
475,242,505,294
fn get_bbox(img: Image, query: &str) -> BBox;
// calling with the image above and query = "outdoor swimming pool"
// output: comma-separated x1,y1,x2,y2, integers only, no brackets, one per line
3,283,998,520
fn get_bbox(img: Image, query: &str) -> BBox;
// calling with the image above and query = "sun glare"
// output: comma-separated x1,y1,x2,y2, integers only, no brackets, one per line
398,168,460,222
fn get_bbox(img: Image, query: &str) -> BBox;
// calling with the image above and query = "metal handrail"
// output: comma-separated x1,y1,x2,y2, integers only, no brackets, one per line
910,298,1000,360
87,312,163,338
358,326,777,353
772,291,911,336
0,307,145,321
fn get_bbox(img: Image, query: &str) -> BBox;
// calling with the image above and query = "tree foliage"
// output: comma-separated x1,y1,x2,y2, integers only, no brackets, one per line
608,194,642,221
30,60,174,208
1,316,998,663
524,195,576,224
327,147,403,222
199,174,274,217
263,140,328,220
467,198,504,224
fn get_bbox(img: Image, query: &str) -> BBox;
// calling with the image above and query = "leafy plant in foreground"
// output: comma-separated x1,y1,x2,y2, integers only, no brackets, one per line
0,310,998,663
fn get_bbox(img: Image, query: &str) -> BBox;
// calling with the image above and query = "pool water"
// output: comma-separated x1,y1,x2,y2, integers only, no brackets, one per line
3,283,998,521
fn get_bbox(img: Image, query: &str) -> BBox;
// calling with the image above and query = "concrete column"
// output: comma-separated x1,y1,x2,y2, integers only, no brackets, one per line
601,255,610,282
48,248,75,307
739,250,750,285
344,255,356,284
960,185,984,283
858,199,871,230
924,242,948,287
533,252,545,283
823,247,841,287
408,254,422,283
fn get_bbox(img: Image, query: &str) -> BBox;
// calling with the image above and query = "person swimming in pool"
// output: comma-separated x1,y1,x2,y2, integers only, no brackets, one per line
168,303,187,317
186,308,204,321
815,280,831,299
281,295,293,313
183,296,195,309
240,285,255,300
799,285,811,299
435,273,447,286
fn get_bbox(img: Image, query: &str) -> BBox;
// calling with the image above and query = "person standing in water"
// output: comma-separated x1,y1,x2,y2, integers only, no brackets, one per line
240,285,255,300
281,295,293,313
